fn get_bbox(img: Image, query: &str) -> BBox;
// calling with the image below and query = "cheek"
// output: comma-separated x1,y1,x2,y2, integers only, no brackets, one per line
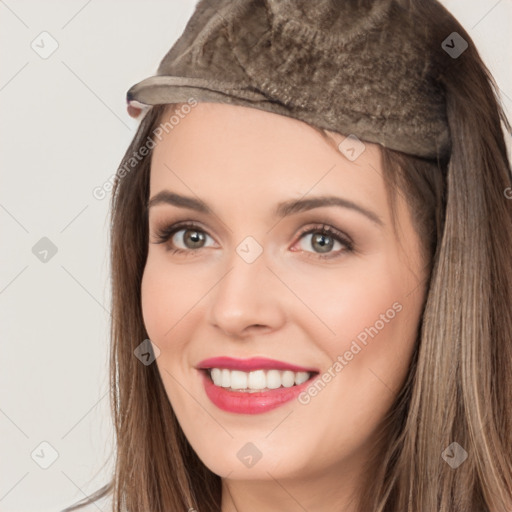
140,262,169,342
140,258,199,408
287,256,423,392
140,253,204,342
285,263,423,462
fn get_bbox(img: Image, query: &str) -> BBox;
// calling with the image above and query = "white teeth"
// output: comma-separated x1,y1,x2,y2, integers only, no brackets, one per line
294,371,310,385
208,368,312,391
221,369,230,388
266,369,281,389
230,370,248,390
281,370,295,388
248,370,266,389
211,368,222,385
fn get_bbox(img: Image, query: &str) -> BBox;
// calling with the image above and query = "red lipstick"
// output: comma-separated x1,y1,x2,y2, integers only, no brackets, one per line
196,356,319,414
196,356,318,373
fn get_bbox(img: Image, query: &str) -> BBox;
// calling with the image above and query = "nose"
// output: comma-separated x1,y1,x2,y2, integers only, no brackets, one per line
207,249,287,338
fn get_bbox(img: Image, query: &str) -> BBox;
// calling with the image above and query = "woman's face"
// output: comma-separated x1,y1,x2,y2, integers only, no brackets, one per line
141,102,428,498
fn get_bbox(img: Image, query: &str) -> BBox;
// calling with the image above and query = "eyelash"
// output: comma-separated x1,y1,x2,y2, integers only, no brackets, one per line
151,221,354,260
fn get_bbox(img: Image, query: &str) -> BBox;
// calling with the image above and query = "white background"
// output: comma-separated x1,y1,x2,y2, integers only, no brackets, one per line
0,1,511,511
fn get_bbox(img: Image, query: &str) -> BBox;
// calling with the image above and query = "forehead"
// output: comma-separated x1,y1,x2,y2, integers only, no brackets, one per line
149,102,388,218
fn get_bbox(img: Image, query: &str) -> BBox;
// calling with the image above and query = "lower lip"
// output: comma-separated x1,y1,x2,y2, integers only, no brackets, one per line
199,370,317,414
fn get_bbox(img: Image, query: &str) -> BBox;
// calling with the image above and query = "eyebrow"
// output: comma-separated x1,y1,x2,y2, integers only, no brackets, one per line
147,191,384,226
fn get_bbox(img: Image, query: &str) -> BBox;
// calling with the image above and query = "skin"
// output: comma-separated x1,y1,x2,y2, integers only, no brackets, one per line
141,102,429,511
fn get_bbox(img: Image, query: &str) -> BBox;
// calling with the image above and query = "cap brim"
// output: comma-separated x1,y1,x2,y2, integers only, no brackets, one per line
126,76,271,107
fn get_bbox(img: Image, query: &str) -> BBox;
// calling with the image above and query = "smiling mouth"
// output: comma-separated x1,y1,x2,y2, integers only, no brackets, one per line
201,368,319,393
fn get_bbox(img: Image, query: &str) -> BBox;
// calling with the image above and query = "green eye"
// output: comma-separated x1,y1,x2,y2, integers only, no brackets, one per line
295,225,353,259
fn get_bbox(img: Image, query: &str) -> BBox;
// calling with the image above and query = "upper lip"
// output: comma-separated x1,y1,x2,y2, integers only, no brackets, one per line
196,356,319,373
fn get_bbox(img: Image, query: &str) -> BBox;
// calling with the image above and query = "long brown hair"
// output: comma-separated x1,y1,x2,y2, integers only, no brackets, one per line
63,1,512,510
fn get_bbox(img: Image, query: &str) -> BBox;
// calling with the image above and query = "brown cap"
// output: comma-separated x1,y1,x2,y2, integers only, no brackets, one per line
126,0,453,159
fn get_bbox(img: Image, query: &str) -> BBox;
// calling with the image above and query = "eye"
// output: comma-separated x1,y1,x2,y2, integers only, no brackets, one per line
151,221,354,260
293,224,354,260
151,222,215,255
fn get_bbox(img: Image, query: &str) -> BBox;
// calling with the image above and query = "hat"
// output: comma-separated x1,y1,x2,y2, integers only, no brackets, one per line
126,0,452,159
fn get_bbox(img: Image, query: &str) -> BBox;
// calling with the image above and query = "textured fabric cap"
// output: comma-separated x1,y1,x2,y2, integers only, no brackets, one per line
126,0,451,159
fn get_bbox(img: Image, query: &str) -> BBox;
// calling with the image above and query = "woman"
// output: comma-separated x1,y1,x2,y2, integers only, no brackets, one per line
64,0,512,510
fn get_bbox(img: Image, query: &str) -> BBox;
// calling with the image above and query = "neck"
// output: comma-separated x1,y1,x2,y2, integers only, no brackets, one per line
220,459,364,512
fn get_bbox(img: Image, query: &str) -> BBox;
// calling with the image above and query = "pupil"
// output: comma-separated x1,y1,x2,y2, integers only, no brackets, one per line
185,230,204,248
313,233,333,253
